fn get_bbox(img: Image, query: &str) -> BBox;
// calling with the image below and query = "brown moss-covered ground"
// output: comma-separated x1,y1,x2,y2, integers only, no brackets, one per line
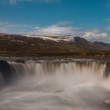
0,34,110,59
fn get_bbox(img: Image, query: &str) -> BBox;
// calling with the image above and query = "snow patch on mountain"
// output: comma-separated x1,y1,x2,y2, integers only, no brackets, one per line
26,35,75,42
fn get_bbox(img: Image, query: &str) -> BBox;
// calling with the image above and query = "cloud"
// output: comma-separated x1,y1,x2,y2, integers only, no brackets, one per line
34,25,74,35
0,0,61,4
105,26,110,31
9,0,16,4
57,21,74,26
0,21,33,34
0,21,81,37
30,22,79,36
0,21,110,43
82,30,110,43
0,21,78,35
105,18,110,22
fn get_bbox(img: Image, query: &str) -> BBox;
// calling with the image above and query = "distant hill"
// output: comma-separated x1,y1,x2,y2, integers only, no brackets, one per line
0,33,110,57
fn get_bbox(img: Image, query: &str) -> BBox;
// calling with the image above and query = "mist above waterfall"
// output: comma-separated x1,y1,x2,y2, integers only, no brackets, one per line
0,60,110,110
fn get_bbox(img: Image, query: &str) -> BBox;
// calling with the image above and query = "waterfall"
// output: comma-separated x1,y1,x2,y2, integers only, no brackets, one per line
9,61,106,78
0,59,110,110
0,60,109,86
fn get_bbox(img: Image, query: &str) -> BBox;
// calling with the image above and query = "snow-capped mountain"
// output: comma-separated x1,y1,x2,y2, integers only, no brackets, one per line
26,35,75,42
0,33,110,57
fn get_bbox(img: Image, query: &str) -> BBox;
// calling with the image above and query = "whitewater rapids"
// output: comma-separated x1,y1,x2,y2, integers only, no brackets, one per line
0,60,110,110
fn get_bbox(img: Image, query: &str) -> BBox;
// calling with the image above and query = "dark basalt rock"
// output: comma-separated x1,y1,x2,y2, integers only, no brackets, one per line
104,63,110,78
15,59,25,63
0,60,17,85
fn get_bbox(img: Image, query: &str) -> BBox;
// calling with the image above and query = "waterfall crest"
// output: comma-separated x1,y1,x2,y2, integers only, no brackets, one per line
0,60,109,86
9,61,108,77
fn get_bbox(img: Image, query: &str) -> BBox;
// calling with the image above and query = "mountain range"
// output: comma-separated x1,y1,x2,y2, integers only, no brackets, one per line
0,33,110,57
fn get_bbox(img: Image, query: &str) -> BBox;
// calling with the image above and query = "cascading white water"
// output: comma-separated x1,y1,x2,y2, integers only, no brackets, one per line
0,60,110,110
9,61,107,78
